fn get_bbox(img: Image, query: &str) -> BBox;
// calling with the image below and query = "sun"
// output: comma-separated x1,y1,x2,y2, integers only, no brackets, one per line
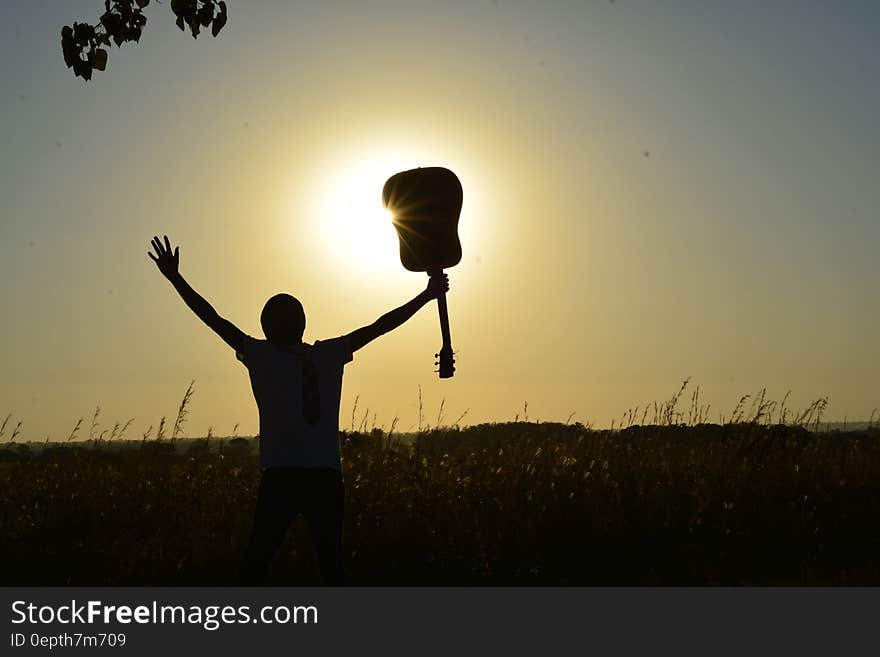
313,156,405,275
307,141,483,278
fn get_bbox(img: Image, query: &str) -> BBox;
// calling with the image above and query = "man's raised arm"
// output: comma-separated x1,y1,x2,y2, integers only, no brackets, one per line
345,273,449,353
148,235,245,353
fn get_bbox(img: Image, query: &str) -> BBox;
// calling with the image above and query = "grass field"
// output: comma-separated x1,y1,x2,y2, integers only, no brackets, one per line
3,408,880,585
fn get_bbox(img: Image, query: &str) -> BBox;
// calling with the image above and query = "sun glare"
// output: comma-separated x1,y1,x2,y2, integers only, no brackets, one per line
314,156,405,275
305,140,484,280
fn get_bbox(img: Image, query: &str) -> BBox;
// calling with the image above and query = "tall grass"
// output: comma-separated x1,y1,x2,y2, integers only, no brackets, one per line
2,379,876,446
2,416,880,585
171,380,195,442
1,380,878,585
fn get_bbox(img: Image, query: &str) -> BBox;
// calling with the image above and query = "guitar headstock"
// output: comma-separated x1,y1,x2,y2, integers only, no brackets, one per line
435,345,455,379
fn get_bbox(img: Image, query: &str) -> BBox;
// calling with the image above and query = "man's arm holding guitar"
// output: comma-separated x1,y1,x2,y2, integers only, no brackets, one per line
148,235,245,353
345,273,449,353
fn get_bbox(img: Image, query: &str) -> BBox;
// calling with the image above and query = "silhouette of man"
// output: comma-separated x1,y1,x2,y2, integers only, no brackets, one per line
148,235,449,585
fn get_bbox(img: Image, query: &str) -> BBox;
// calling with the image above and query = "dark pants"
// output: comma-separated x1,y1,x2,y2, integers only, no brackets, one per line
240,467,344,585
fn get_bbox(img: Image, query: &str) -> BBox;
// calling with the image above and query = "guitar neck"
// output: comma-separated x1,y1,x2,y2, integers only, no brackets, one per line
436,290,452,349
428,268,454,378
429,268,452,350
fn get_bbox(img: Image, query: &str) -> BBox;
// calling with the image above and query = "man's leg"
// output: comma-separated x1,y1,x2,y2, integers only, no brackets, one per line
240,469,295,585
302,468,345,586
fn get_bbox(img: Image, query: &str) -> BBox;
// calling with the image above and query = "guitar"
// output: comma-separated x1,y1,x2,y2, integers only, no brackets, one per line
382,167,462,378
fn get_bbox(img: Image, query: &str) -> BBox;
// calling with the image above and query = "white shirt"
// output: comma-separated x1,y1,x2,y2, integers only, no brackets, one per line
236,335,353,471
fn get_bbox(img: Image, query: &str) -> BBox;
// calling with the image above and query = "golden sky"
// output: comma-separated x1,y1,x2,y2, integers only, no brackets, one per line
2,2,878,440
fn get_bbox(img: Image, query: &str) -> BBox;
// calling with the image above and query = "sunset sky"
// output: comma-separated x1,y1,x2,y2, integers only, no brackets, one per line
2,1,878,440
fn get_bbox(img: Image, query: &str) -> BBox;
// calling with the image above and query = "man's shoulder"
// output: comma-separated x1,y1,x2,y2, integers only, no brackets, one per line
236,335,273,364
312,336,353,364
313,335,348,349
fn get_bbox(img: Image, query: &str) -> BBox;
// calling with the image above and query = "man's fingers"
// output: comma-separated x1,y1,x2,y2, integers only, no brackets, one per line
150,236,182,262
430,273,449,293
148,252,158,263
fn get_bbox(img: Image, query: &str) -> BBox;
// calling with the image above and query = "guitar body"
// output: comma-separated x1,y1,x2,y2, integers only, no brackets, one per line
382,167,463,273
383,167,462,378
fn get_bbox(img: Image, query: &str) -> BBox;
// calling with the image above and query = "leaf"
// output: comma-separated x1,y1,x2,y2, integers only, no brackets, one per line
124,23,143,42
73,22,95,44
93,48,108,71
211,1,227,37
176,15,185,31
61,27,79,68
211,16,226,36
136,0,150,7
198,2,214,27
74,59,92,81
100,10,118,32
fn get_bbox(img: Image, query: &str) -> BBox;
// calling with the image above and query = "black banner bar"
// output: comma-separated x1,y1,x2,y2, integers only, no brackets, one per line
1,587,876,655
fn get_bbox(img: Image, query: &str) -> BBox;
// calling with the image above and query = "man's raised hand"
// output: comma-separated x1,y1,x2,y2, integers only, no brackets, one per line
425,272,450,300
148,235,180,280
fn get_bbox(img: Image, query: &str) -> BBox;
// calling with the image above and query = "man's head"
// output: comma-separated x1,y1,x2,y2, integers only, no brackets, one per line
261,294,306,344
